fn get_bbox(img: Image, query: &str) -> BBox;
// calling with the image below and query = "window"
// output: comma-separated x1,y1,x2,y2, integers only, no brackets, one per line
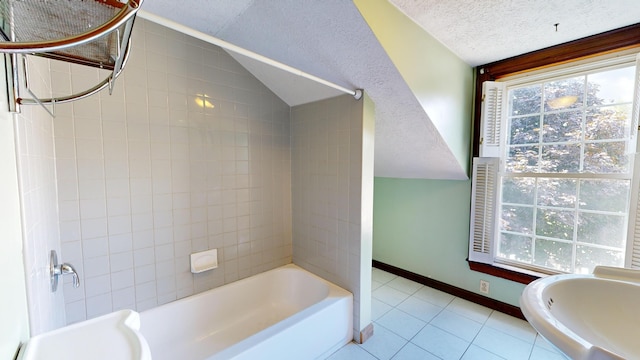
470,52,640,276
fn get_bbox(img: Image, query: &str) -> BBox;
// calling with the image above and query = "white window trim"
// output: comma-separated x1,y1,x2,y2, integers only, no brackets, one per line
470,52,640,275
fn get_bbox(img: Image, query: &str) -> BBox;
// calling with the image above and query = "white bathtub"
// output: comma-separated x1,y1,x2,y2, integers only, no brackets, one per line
139,264,353,360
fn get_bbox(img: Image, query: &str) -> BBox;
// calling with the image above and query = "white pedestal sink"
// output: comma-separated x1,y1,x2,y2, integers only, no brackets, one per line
17,309,151,360
520,266,640,360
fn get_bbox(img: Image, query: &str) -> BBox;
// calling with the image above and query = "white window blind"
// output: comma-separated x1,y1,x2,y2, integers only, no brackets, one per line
479,81,505,158
627,155,640,268
468,157,499,264
625,53,640,268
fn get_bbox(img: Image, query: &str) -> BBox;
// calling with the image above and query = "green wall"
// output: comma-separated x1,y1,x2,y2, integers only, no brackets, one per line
355,0,525,308
354,0,473,175
373,177,525,306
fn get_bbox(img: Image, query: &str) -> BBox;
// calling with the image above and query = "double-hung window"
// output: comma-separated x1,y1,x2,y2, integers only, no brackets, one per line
470,52,640,276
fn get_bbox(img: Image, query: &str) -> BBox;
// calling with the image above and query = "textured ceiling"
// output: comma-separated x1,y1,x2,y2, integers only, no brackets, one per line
140,0,640,179
141,1,465,179
389,0,640,67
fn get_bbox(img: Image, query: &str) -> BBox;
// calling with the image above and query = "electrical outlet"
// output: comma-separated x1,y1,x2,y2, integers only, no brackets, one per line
480,280,490,294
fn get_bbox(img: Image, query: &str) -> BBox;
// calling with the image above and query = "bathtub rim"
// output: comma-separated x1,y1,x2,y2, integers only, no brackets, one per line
140,262,354,360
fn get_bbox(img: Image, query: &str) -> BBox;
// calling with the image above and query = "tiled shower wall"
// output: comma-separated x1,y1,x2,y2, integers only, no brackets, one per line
14,56,66,335
49,19,292,323
291,94,374,341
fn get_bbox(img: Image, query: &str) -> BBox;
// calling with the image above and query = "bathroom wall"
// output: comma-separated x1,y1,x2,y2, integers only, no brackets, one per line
0,57,30,358
291,94,375,341
373,178,526,306
47,19,292,323
357,0,522,313
354,0,473,178
14,55,66,335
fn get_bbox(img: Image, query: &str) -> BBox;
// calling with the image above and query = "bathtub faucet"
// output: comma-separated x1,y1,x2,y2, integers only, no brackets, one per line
54,263,81,288
50,250,80,292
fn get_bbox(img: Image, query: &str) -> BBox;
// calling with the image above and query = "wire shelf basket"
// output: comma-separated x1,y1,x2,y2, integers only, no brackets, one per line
0,0,143,109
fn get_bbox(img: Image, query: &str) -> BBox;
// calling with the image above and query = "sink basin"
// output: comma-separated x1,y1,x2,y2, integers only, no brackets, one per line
18,309,151,360
520,266,640,360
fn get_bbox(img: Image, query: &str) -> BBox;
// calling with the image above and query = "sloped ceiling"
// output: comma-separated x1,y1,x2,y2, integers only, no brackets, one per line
140,0,640,179
141,0,467,179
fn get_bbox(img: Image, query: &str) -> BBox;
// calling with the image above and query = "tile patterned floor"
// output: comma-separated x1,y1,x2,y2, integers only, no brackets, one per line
325,268,568,360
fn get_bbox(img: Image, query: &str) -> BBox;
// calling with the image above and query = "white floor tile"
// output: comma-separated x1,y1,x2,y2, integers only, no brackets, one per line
386,276,423,295
472,326,533,360
326,268,550,360
372,268,397,284
445,297,492,323
326,342,378,360
372,285,411,307
430,309,483,342
461,344,506,360
411,324,470,360
534,334,561,352
484,311,537,344
533,335,568,358
413,286,455,308
376,308,427,340
359,324,408,360
397,296,443,323
372,279,384,290
372,298,393,321
529,345,569,360
391,342,440,360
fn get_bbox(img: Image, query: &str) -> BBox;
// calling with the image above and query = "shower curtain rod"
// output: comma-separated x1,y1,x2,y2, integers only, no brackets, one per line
138,11,362,101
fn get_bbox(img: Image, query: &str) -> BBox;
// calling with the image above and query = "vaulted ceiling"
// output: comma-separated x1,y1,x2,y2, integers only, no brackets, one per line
140,0,640,179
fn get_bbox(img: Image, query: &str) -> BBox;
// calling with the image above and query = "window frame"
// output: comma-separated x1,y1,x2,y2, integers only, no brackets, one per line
469,22,640,284
498,60,637,273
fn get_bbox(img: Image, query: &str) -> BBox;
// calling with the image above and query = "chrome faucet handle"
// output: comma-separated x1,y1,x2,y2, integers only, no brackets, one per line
50,250,81,292
58,263,80,288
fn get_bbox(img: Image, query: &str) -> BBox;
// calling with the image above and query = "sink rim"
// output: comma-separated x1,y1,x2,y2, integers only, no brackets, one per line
520,267,639,360
18,309,151,360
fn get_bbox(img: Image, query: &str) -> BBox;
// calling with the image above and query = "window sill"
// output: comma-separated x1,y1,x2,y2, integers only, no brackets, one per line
467,260,541,285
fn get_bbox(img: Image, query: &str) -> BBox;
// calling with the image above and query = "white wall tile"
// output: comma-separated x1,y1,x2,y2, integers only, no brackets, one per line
16,94,68,334
132,213,153,232
84,255,110,278
85,293,112,318
65,300,86,324
107,197,131,217
111,269,135,290
135,281,156,300
78,178,106,199
59,200,80,221
84,274,111,297
74,118,102,139
80,198,106,220
83,237,108,258
104,159,129,179
291,95,369,341
81,218,108,239
112,287,136,310
42,18,294,324
104,140,127,160
135,265,156,285
110,252,134,273
59,220,81,242
109,234,133,254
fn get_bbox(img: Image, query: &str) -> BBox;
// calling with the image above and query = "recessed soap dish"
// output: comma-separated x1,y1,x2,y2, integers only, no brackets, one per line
190,249,218,273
